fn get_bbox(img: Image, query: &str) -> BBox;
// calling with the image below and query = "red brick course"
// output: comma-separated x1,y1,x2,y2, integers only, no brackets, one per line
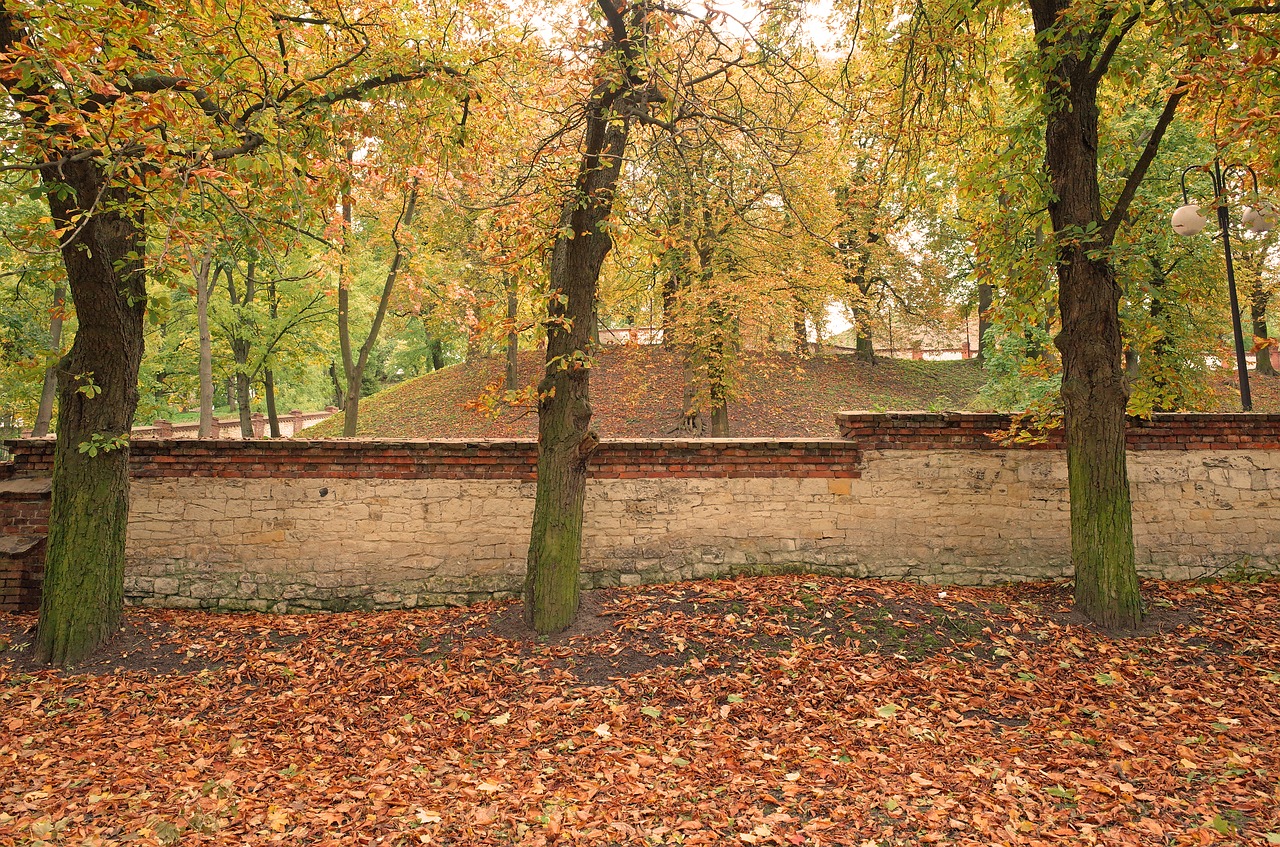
835,412,1280,451
0,438,864,481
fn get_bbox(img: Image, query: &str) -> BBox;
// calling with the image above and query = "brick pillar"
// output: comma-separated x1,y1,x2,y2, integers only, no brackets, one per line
152,419,172,437
251,412,266,439
0,478,52,612
288,410,304,437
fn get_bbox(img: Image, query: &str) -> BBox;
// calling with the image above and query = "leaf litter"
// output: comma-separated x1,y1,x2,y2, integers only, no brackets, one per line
2,574,1279,845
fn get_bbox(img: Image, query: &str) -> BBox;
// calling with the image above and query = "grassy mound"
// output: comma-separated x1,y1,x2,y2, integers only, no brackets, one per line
307,346,990,439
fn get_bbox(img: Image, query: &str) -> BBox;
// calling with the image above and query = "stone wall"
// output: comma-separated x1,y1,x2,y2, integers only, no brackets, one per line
1,413,1278,613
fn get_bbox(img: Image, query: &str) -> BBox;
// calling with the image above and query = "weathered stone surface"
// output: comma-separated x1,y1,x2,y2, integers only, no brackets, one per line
105,448,1280,611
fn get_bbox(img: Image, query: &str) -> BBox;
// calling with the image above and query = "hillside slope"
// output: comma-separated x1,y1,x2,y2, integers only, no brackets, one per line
308,346,989,439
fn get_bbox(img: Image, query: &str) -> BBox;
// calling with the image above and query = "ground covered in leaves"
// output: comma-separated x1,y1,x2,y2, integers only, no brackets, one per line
2,575,1279,846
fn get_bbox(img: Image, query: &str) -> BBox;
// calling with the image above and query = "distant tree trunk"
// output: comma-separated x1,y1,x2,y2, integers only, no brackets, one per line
264,276,281,437
226,377,237,413
193,248,215,437
31,284,64,438
525,7,636,633
976,283,993,365
263,370,280,437
35,160,146,667
329,362,345,409
505,276,519,391
792,299,807,355
1253,285,1276,376
1123,347,1140,378
228,259,256,439
853,310,875,362
706,298,731,436
661,271,680,347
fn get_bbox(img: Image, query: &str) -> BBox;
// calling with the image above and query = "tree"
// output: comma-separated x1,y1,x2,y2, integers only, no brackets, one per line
336,175,422,436
837,0,1280,628
519,0,809,631
522,0,648,633
0,0,481,664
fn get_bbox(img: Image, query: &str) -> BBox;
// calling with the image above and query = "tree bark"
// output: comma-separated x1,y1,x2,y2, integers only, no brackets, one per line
506,275,519,391
264,276,282,436
31,284,64,438
525,18,634,632
195,249,215,438
1253,284,1276,376
228,259,256,439
35,160,146,666
329,362,345,409
976,283,993,365
1031,0,1141,629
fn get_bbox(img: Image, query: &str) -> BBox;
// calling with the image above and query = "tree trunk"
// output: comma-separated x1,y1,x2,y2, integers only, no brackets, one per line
506,276,519,391
264,368,280,437
234,371,253,438
194,249,215,437
707,300,730,436
343,381,363,436
1032,0,1141,628
976,283,993,365
31,284,64,438
329,362,345,409
228,260,256,439
525,50,632,634
35,161,146,666
1253,285,1276,376
226,377,237,413
853,308,875,362
264,276,281,436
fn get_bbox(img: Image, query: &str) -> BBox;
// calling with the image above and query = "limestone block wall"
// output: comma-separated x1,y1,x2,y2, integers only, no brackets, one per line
2,413,1278,613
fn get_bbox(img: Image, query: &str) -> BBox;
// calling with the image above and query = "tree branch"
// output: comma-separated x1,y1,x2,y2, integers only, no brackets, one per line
1101,85,1186,245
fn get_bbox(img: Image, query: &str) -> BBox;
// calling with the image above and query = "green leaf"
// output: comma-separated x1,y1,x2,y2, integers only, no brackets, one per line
1016,671,1036,681
641,706,661,718
726,694,744,704
1094,673,1117,686
1262,832,1280,844
1209,814,1235,835
1044,785,1076,801
875,703,900,718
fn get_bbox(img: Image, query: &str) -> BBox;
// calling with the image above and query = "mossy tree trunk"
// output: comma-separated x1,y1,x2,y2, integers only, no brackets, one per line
35,160,146,666
525,4,638,633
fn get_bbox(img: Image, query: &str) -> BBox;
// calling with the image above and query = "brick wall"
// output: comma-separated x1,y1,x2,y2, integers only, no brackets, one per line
0,478,50,612
3,438,863,481
2,413,1278,614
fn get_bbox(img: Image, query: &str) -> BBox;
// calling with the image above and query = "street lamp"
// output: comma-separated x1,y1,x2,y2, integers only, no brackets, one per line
1170,160,1275,412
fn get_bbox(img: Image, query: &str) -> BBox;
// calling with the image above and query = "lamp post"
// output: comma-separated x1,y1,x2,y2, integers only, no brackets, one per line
1171,160,1275,412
